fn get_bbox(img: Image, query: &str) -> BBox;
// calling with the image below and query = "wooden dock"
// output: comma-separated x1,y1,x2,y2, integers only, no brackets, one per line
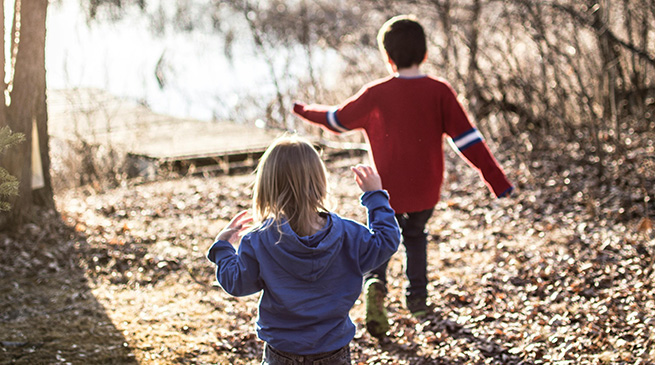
47,88,288,175
47,88,368,177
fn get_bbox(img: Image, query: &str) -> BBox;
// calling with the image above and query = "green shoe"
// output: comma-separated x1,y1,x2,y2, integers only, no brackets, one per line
365,278,389,338
406,295,428,318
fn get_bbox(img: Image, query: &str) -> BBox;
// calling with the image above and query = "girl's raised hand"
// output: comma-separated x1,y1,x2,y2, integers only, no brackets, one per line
215,211,253,246
351,164,382,192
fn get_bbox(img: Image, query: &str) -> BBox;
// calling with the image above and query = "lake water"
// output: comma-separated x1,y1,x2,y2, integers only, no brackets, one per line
44,0,340,123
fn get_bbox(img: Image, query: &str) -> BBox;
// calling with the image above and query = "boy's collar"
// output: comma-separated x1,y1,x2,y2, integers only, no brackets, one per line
394,64,423,78
394,73,427,79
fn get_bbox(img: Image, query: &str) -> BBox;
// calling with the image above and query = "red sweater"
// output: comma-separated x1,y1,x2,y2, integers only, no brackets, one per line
294,75,512,213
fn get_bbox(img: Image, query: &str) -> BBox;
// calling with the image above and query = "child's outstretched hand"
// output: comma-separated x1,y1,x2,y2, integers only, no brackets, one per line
292,101,306,116
498,186,514,198
293,100,305,113
352,164,382,192
215,211,253,246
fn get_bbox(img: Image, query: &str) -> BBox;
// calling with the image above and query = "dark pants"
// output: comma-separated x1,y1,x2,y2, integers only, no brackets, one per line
262,343,351,365
364,207,434,299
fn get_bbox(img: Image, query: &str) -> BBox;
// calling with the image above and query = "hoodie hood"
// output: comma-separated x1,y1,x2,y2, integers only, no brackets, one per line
257,213,344,282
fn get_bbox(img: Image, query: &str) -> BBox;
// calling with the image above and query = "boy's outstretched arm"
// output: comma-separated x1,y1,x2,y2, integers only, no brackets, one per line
293,87,372,134
293,101,348,134
441,84,513,198
450,132,514,198
449,130,514,198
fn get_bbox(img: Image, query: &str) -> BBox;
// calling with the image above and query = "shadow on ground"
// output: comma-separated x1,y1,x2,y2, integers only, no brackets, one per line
0,210,136,364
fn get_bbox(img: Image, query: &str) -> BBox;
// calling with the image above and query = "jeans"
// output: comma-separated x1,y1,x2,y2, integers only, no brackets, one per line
261,343,351,365
364,207,434,299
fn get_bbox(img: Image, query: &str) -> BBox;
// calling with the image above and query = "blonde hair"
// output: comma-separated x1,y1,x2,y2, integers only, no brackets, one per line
252,135,329,237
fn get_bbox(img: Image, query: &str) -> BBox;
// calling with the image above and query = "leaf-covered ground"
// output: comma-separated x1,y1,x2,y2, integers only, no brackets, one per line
1,147,654,364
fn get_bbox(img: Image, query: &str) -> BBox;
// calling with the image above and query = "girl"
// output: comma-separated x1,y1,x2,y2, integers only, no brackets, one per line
207,135,400,364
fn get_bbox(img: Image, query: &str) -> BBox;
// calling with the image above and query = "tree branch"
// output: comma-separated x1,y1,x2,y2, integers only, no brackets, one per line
548,2,655,67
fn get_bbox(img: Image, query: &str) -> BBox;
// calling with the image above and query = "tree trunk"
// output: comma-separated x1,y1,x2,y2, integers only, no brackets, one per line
29,0,53,209
0,1,6,128
1,0,49,228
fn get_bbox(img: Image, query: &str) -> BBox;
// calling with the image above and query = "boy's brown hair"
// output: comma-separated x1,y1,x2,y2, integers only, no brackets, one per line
377,15,426,69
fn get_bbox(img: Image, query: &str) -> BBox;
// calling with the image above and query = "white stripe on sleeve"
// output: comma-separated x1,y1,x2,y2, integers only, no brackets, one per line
453,129,483,150
327,109,349,133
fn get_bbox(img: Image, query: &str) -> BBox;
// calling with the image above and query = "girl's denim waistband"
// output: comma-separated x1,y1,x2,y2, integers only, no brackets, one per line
262,343,351,365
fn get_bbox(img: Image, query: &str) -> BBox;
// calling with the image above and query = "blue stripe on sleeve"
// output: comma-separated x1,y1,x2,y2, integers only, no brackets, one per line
452,128,477,142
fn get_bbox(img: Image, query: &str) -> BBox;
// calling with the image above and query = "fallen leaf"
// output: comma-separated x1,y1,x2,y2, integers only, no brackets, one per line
637,217,652,232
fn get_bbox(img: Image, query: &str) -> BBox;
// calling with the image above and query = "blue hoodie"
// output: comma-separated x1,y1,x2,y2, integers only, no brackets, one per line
207,190,400,355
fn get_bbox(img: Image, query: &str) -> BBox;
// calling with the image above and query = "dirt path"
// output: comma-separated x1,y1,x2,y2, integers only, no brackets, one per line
1,151,654,364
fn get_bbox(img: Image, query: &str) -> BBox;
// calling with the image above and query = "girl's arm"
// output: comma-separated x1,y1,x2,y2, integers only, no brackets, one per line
356,190,401,274
214,210,252,244
351,165,401,273
207,212,263,296
208,238,263,297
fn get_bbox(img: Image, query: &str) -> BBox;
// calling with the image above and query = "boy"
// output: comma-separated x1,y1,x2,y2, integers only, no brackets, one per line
292,15,513,338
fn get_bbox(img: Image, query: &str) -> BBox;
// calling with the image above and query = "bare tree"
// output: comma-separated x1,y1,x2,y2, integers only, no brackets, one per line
0,0,52,229
84,0,655,200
